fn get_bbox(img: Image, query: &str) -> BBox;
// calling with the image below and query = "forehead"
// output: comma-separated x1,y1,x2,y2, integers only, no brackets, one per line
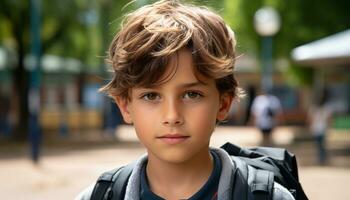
148,49,212,88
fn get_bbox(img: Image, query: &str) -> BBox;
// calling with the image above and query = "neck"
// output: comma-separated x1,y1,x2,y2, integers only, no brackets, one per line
146,148,213,200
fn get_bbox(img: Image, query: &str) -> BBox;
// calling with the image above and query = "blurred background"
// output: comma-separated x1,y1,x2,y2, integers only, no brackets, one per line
0,0,349,199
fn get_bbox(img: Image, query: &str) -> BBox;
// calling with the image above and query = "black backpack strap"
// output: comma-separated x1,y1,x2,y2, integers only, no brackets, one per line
231,156,274,200
90,167,122,200
230,156,249,199
110,162,135,200
249,167,274,200
238,156,284,185
90,162,135,200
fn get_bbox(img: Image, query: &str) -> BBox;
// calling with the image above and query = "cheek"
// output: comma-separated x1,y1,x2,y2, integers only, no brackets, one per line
130,103,158,139
185,103,218,131
130,103,156,121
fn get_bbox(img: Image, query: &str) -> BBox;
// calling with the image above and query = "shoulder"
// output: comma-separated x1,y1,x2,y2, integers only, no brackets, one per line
272,182,295,200
74,183,94,200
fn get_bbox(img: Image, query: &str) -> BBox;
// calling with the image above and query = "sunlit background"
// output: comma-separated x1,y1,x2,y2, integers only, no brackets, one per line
0,0,349,199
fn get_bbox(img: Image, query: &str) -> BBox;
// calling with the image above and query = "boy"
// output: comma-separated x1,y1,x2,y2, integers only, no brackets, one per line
76,0,295,199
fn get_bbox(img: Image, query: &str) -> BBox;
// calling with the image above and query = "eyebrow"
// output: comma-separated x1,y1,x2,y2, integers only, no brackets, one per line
137,81,208,90
179,81,208,88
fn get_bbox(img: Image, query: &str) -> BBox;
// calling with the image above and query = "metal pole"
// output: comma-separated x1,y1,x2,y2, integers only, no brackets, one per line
29,0,42,163
261,36,273,92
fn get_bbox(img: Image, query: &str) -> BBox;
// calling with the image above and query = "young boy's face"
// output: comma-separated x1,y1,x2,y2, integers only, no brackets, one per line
115,48,233,164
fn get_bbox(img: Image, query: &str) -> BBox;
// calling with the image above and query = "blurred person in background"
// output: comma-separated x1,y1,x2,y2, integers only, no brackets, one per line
308,88,332,165
251,90,283,146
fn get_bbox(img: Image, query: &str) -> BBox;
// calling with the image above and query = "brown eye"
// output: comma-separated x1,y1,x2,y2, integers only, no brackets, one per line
184,91,203,99
141,92,160,101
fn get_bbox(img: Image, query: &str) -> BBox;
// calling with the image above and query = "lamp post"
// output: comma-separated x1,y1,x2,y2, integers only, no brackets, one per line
29,0,42,163
254,7,281,92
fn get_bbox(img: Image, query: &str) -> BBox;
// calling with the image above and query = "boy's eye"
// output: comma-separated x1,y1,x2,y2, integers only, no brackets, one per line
141,92,160,101
183,91,203,99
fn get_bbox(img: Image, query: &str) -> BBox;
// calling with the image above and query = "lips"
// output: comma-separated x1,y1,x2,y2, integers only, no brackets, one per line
157,134,190,144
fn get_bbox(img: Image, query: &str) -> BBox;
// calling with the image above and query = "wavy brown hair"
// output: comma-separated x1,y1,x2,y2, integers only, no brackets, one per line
100,0,239,100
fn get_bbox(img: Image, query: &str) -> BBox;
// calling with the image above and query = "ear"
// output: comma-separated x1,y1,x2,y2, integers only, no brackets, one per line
216,93,234,121
113,96,133,124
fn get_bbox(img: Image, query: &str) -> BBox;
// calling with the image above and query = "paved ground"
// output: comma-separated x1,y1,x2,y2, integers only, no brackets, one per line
0,126,349,200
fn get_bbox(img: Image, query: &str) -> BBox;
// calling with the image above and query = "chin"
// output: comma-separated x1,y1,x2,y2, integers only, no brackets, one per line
163,156,193,164
153,149,194,164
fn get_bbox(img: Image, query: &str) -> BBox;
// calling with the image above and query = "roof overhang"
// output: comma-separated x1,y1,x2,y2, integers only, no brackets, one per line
291,29,350,67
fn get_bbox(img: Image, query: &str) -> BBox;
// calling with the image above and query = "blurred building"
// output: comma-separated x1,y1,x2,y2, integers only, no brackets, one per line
38,55,122,137
0,51,122,138
292,29,350,129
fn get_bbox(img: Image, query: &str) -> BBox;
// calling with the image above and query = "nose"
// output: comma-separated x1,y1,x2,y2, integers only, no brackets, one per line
162,99,184,126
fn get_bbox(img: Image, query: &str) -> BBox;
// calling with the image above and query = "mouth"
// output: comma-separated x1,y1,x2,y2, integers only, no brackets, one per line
156,134,190,144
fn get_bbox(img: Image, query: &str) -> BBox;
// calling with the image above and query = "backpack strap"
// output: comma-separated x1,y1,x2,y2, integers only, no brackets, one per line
249,167,274,200
238,156,284,185
110,163,135,200
90,167,122,200
230,156,249,200
90,162,135,200
231,156,274,200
